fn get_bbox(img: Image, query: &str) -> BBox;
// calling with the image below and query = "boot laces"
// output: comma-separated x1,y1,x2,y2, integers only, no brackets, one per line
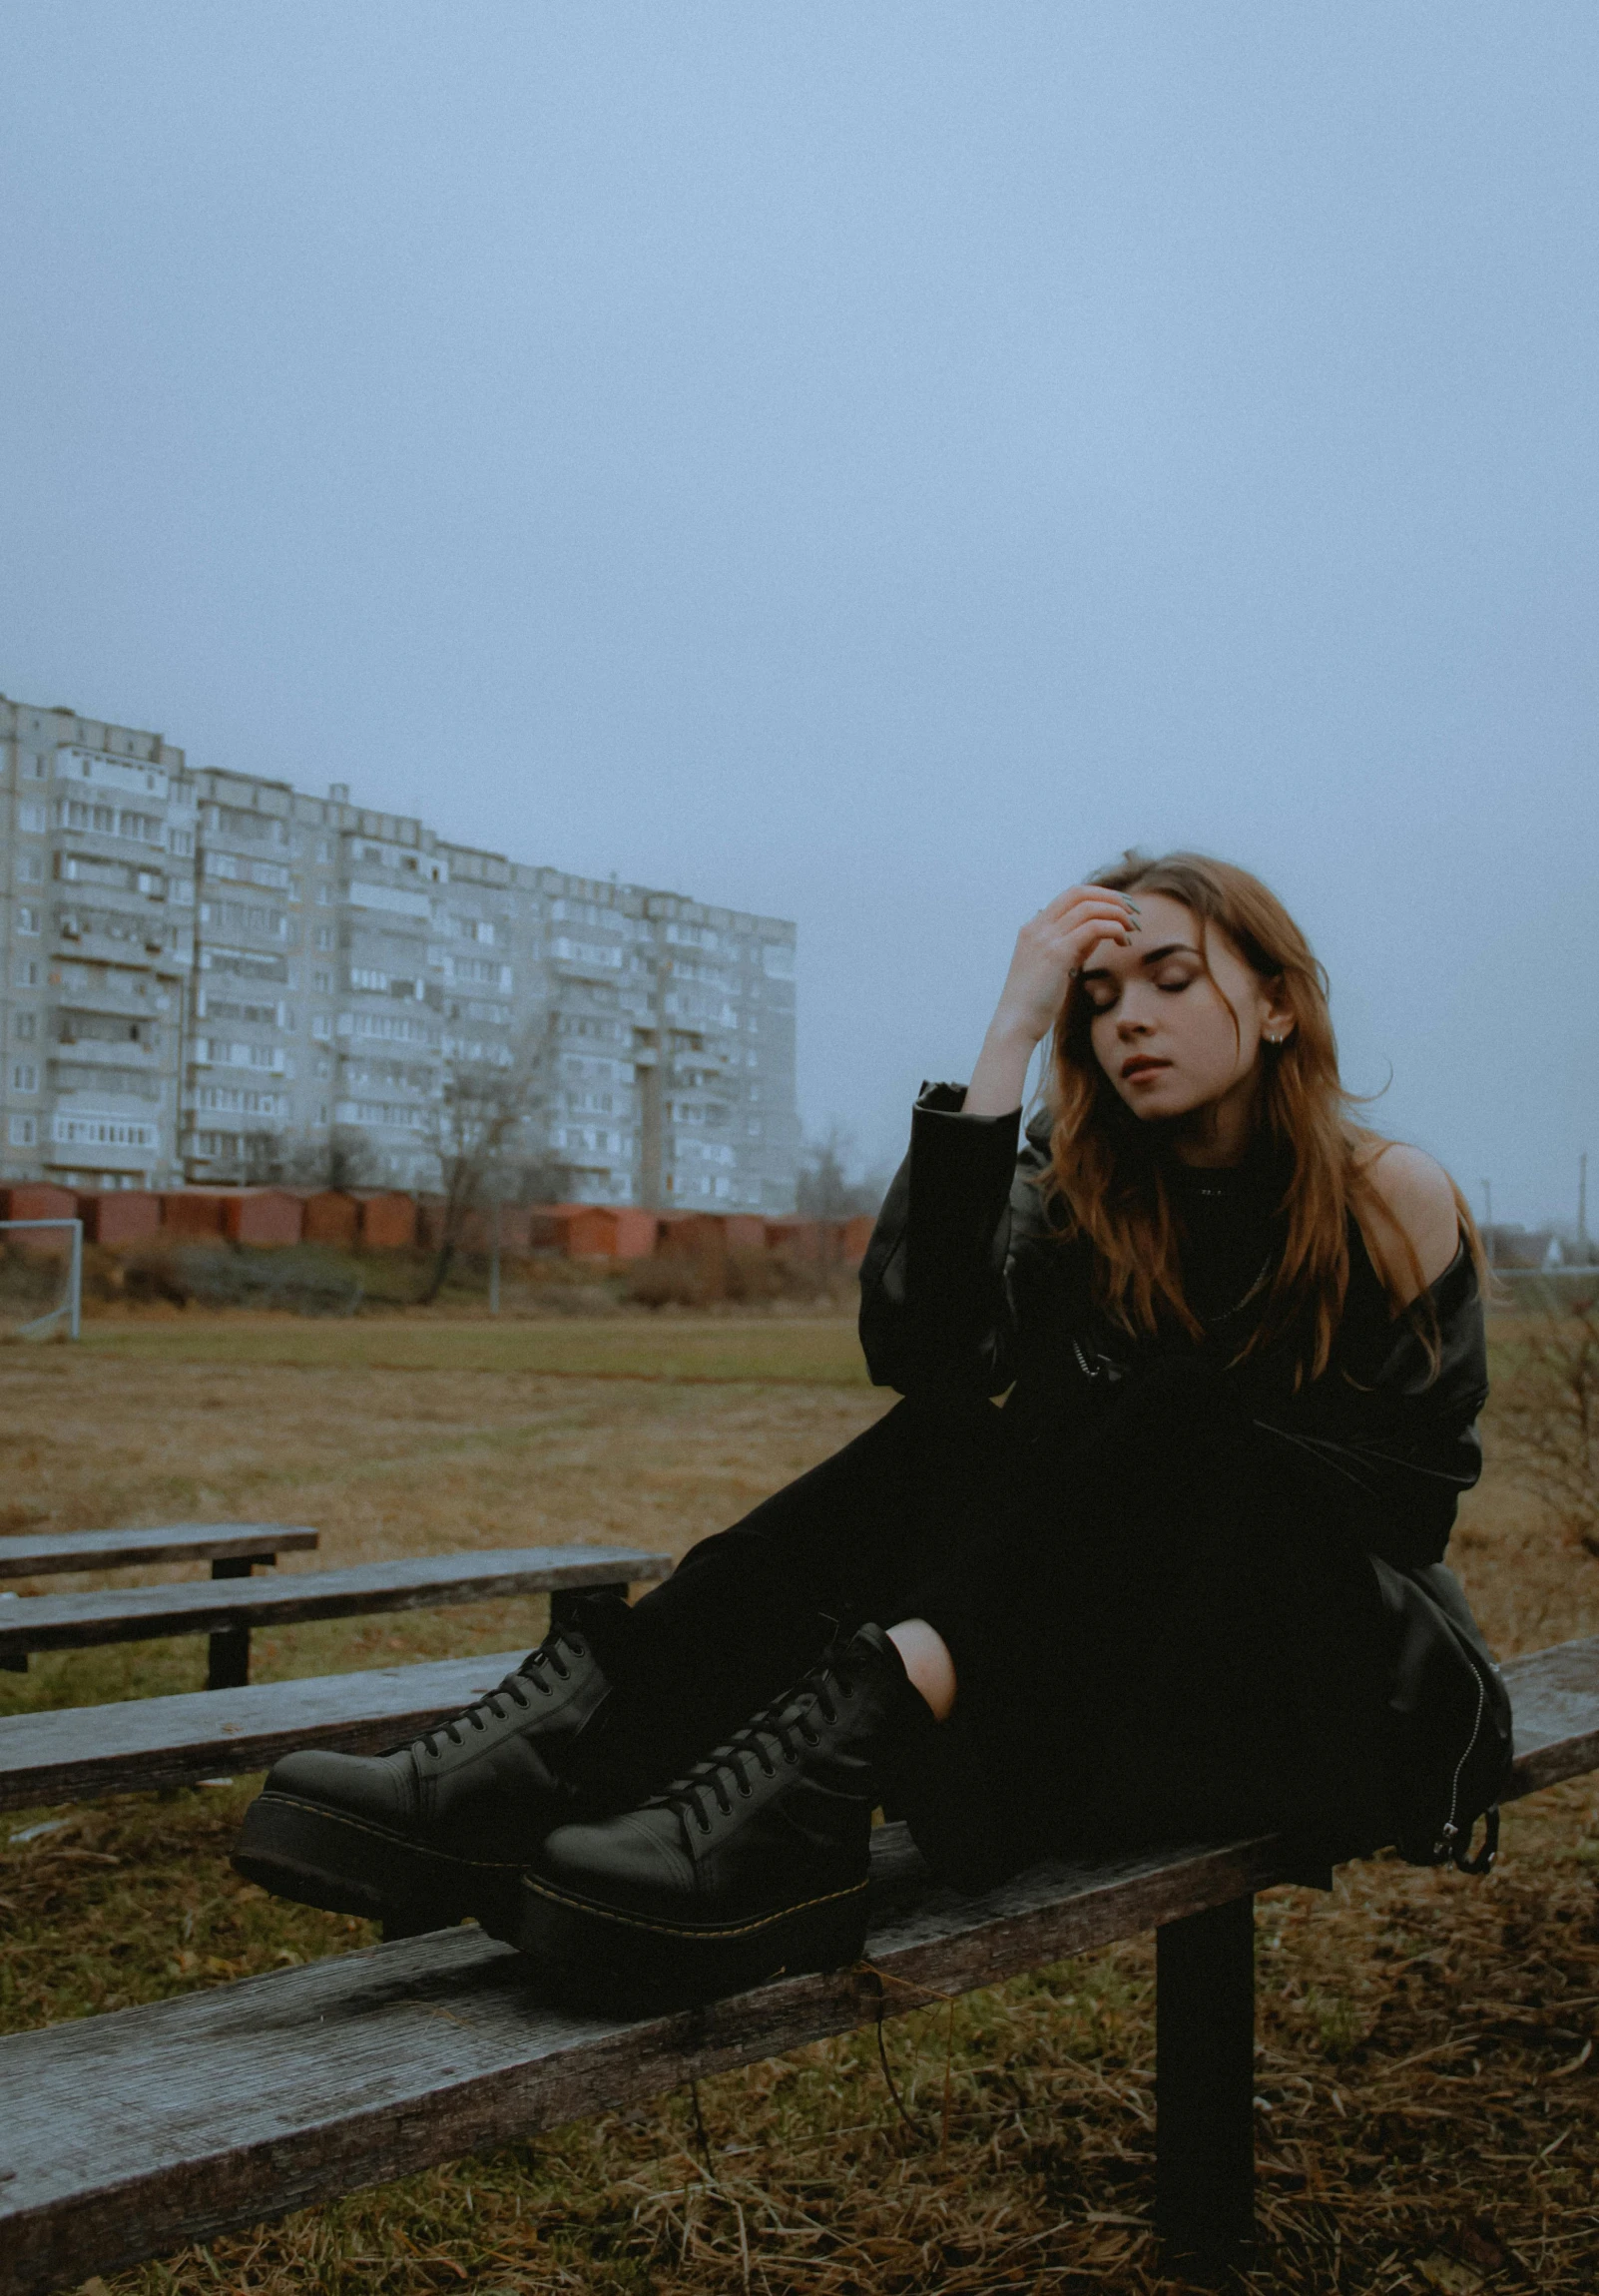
414,1633,581,1759
652,1652,855,1834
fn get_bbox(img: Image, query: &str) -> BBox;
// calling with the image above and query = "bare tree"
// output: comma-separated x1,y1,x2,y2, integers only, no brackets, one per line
417,1042,539,1305
1491,1285,1599,1556
796,1123,884,1220
255,1127,378,1192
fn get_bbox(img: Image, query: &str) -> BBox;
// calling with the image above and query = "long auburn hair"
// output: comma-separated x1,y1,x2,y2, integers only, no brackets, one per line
1041,850,1479,1383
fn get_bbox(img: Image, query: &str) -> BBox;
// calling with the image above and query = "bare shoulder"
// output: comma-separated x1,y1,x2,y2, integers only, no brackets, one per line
1353,1139,1463,1300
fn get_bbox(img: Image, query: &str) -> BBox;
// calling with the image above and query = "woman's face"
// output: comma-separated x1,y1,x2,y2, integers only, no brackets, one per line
1077,891,1292,1129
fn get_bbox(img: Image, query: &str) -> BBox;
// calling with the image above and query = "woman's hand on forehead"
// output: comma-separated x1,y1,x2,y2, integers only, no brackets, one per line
997,886,1144,1049
965,884,1144,1117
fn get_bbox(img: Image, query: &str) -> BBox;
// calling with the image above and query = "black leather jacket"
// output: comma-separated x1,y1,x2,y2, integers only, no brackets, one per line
859,1086,1489,1569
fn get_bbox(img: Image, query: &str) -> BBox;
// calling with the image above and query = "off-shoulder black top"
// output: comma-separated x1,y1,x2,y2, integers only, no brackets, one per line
858,1085,1489,1570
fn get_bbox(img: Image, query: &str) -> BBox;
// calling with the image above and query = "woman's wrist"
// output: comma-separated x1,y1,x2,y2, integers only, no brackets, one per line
962,1015,1041,1117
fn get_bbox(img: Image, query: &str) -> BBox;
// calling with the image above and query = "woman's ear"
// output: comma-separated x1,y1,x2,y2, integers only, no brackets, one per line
1261,986,1296,1046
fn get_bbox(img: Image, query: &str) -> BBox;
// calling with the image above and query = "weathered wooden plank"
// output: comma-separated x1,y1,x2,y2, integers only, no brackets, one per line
1501,1633,1599,1795
0,1828,1296,2296
0,1524,319,1580
0,1547,671,1658
0,1650,528,1812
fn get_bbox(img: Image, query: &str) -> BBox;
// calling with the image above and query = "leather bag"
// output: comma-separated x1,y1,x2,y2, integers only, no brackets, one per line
1369,1555,1514,1873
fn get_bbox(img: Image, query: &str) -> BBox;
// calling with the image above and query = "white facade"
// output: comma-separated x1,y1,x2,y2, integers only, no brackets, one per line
0,696,800,1210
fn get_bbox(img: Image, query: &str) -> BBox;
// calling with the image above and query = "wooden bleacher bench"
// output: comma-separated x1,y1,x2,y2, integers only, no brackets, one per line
0,1647,527,1813
0,1523,319,1684
0,1523,321,1580
0,1545,671,1691
2,1632,1595,2292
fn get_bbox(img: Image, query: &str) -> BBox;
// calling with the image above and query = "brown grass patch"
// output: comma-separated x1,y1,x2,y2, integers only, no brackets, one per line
1,1314,1596,2292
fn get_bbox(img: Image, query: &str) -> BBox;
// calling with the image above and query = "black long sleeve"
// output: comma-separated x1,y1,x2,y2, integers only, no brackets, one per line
857,1085,1026,1396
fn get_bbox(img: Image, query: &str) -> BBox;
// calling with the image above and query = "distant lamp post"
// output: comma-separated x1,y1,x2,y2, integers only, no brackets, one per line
1580,1151,1589,1260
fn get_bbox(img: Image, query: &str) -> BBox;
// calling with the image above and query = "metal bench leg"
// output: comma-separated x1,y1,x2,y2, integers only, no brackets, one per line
207,1557,256,1690
1156,1892,1256,2266
550,1579,629,1632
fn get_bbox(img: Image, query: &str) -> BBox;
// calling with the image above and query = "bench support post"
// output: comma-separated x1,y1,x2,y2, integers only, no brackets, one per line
207,1557,260,1691
1155,1891,1255,2266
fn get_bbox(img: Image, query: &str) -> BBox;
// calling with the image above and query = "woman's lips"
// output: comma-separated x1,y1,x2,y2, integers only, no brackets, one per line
1120,1056,1170,1080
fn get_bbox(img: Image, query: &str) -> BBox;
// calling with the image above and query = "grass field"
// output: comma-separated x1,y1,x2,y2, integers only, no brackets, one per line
75,1309,874,1386
2,1315,1597,2293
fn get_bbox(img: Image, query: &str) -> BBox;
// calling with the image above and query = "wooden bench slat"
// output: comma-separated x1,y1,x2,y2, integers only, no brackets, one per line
0,1525,319,1579
0,1829,1294,2296
0,1650,529,1812
1,1634,1593,2296
0,1547,671,1658
1501,1635,1599,1794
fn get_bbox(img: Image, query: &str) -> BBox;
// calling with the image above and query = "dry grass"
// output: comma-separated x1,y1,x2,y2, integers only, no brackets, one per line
1,1312,1597,2293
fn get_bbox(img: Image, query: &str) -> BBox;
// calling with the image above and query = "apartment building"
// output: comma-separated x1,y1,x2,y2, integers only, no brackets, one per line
0,695,799,1212
0,698,193,1185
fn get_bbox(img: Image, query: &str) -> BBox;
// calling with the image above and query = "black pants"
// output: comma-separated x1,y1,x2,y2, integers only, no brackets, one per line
619,1375,1393,1889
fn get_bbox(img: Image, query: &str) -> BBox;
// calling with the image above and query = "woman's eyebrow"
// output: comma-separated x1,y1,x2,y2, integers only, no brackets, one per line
1080,939,1200,983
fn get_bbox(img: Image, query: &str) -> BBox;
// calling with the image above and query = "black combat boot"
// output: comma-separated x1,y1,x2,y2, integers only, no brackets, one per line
509,1624,934,2009
233,1593,645,1934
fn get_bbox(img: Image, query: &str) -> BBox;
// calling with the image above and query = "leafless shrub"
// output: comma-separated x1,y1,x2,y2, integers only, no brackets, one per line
1491,1288,1599,1556
625,1250,718,1310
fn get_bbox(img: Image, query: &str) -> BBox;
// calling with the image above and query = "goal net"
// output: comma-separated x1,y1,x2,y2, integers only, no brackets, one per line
0,1219,82,1342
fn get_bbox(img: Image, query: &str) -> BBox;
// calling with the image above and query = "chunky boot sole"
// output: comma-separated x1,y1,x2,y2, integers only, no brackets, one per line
233,1791,519,1933
507,1871,870,2011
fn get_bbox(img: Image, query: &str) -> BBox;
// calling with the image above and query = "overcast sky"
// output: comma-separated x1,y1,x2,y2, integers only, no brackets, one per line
3,5,1596,1227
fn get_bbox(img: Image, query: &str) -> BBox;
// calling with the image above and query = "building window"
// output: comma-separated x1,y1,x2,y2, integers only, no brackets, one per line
312,966,332,991
10,1063,38,1093
13,959,40,988
311,1014,332,1040
315,926,335,951
16,906,40,935
12,1012,36,1041
8,1115,36,1147
15,855,42,884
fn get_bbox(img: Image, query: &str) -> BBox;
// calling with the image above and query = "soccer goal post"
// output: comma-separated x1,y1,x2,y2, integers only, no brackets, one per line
0,1219,83,1341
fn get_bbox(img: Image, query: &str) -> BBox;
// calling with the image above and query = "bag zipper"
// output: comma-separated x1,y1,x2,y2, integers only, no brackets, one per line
1437,1667,1487,1861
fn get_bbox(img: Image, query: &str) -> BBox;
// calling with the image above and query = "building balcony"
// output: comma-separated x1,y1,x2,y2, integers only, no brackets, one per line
49,1062,164,1104
51,822,176,864
54,915,179,964
43,1107,164,1171
51,1034,163,1068
58,981,174,1019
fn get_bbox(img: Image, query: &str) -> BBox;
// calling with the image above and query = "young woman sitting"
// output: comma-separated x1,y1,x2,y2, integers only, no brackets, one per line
237,852,1487,2009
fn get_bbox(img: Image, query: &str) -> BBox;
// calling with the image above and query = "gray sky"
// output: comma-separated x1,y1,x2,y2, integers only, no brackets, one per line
3,4,1596,1228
